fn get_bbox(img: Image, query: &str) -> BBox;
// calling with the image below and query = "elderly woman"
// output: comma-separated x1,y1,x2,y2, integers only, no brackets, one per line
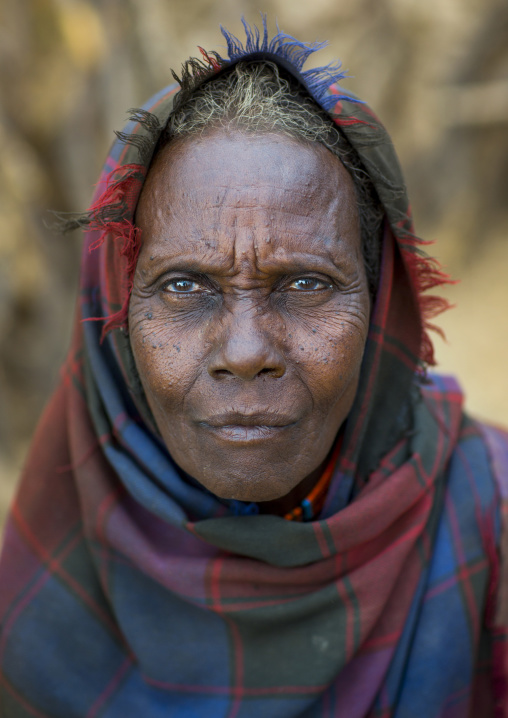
1,20,507,718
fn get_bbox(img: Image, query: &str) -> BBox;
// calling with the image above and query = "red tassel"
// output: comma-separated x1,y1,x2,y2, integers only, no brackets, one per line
198,46,222,71
395,221,456,366
101,221,142,340
82,163,145,338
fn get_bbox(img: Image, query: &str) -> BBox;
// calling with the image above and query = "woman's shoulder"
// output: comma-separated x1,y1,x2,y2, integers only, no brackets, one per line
453,412,508,518
474,420,508,494
421,374,506,559
422,373,508,504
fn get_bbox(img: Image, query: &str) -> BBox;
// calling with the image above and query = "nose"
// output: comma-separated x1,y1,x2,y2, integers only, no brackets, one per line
207,307,286,381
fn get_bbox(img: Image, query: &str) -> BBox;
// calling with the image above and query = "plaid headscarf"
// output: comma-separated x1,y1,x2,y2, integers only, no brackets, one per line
1,20,508,718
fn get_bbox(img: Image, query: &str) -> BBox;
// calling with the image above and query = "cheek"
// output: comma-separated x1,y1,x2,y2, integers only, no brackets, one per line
129,302,205,408
293,311,368,407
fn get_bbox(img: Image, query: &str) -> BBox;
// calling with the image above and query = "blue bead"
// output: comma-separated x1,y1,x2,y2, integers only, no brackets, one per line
302,498,313,521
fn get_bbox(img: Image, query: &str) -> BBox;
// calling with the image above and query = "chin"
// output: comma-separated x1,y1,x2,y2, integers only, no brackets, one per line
196,470,298,503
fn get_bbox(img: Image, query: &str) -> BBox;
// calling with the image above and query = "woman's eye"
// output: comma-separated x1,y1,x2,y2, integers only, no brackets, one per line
288,277,330,292
162,278,202,293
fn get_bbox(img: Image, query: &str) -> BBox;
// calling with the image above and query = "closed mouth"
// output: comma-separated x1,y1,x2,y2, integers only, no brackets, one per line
197,411,297,443
200,423,293,442
199,411,297,428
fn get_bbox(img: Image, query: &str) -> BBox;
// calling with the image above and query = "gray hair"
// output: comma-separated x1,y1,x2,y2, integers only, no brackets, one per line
161,61,384,297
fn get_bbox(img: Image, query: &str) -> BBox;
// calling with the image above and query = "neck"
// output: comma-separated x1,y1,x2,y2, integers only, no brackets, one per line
257,461,327,517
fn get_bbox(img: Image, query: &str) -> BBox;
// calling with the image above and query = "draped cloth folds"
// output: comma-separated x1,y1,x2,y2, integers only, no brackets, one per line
1,21,508,718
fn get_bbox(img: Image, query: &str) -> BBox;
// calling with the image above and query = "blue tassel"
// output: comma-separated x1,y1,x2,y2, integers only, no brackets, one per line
218,15,360,111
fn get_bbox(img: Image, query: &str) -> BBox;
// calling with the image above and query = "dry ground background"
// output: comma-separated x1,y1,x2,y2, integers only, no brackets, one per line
1,0,508,532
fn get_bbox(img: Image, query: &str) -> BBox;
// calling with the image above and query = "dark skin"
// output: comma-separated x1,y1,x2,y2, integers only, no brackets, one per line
129,128,370,516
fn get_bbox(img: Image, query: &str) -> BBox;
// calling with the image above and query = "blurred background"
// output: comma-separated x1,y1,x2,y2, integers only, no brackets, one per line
1,0,507,529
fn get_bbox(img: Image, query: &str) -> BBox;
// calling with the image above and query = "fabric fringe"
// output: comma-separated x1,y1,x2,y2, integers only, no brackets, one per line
171,16,357,112
53,107,160,235
100,221,142,339
52,164,145,234
198,47,222,72
219,16,356,111
125,108,163,137
394,218,455,366
171,52,227,97
77,163,145,336
113,131,155,165
57,111,159,333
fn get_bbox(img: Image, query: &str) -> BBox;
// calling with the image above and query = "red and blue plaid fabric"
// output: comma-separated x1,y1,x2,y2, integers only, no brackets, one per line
1,21,508,718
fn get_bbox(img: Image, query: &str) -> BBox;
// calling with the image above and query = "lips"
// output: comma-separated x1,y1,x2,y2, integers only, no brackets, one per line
200,411,297,428
197,411,297,443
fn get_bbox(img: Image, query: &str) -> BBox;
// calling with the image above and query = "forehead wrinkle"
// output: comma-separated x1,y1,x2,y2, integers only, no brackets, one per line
256,245,353,273
148,199,347,261
182,180,322,197
163,195,343,230
155,224,342,255
138,130,358,279
151,234,354,280
167,186,325,216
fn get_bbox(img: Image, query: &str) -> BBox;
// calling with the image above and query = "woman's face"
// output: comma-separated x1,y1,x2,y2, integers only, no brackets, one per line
129,129,370,503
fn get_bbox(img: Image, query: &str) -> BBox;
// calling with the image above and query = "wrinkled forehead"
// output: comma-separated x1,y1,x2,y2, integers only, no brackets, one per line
134,128,362,271
138,127,358,223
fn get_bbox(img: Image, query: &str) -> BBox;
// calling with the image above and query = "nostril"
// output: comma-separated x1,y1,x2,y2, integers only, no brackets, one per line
211,366,283,380
207,332,286,381
212,369,234,379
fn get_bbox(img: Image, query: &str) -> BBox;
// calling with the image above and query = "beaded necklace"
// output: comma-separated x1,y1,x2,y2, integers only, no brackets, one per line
284,435,343,521
228,434,343,521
